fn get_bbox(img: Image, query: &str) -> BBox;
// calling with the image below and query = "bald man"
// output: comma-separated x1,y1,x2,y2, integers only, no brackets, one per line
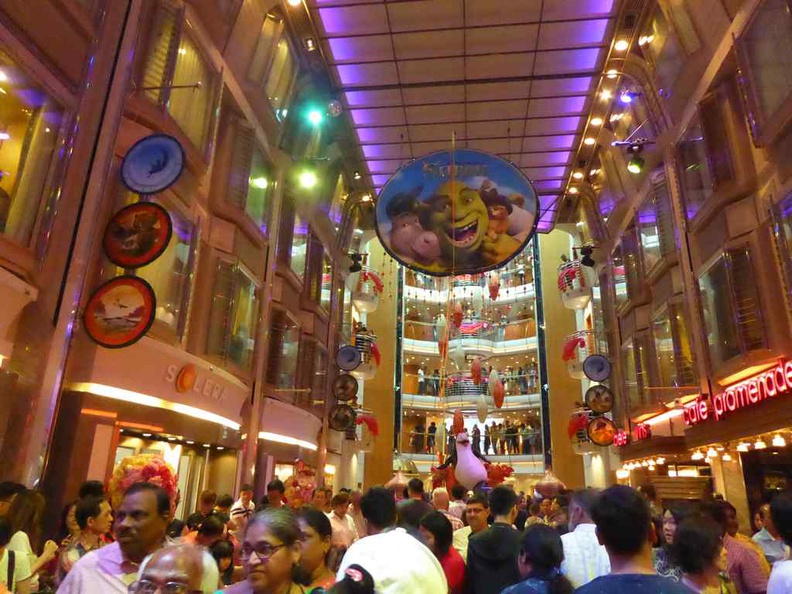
432,488,463,531
132,543,220,594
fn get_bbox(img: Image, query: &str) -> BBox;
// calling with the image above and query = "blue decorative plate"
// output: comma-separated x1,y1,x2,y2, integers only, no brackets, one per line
121,134,185,194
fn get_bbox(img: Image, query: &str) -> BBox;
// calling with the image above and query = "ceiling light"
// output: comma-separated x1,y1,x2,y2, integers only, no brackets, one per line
648,464,655,471
304,37,317,51
572,171,584,179
627,156,645,174
142,433,151,437
737,442,750,452
606,69,618,79
773,434,787,447
616,469,630,479
568,187,579,195
307,109,323,126
755,438,767,450
250,177,269,189
614,39,629,52
217,446,224,450
706,447,718,458
619,90,640,104
722,452,733,462
600,90,613,101
691,451,704,460
0,71,7,82
167,436,176,441
353,171,362,180
583,137,596,146
360,194,372,202
287,0,301,5
580,246,595,267
299,171,318,189
202,443,211,448
610,113,623,123
186,440,194,444
590,117,603,126
0,132,10,141
656,457,666,465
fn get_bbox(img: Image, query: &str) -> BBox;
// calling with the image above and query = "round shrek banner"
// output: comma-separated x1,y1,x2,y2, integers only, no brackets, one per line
375,149,539,276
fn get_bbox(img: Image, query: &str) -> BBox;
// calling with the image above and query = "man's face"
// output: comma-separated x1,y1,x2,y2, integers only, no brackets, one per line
466,503,488,533
540,499,553,516
139,547,202,593
200,499,214,515
312,491,327,508
334,503,347,518
115,490,169,562
267,490,283,507
88,501,113,535
725,508,739,537
241,490,253,506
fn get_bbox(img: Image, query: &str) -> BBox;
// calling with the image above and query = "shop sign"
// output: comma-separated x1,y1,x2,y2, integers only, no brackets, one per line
164,363,226,403
614,430,629,447
684,359,792,426
635,423,652,440
613,423,651,447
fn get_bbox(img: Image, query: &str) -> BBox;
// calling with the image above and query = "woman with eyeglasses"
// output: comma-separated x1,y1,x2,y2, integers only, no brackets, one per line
223,508,305,594
295,507,335,592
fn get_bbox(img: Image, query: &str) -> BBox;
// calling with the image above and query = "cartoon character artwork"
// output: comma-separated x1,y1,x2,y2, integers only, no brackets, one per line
376,149,538,276
437,431,489,491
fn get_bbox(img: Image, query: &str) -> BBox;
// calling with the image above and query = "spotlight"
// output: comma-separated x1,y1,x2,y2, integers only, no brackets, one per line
619,90,640,104
307,109,324,126
614,39,629,52
773,434,787,447
353,171,362,181
755,438,767,450
299,170,318,189
627,156,645,174
349,253,363,273
580,246,595,267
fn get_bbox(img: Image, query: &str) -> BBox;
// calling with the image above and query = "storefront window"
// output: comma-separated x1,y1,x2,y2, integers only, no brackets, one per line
653,301,697,392
623,332,653,413
206,260,260,371
623,339,640,411
677,118,715,221
639,169,676,273
737,0,792,140
698,247,767,368
591,151,627,221
773,193,792,309
248,11,297,119
0,51,66,248
290,214,308,278
612,244,628,309
132,199,197,338
622,225,645,303
227,117,273,233
266,309,300,389
321,254,332,311
142,4,217,150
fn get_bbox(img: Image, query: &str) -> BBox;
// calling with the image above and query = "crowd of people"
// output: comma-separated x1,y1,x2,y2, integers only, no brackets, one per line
410,420,542,457
2,476,792,593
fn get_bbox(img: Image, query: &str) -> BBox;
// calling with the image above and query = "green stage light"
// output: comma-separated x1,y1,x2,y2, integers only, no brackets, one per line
627,156,645,174
299,170,318,189
307,109,324,126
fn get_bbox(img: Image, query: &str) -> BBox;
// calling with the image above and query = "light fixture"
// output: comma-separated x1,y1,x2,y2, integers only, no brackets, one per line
706,447,719,458
648,464,655,471
0,132,10,141
610,113,623,123
691,451,704,460
287,0,301,5
299,170,318,189
142,433,152,437
755,438,767,450
590,117,603,126
178,48,187,55
304,37,317,52
616,469,630,479
572,171,584,179
656,457,666,465
583,137,596,146
353,171,362,180
360,194,372,202
0,70,7,82
722,452,733,462
641,460,649,467
737,442,750,452
217,446,224,450
186,440,195,444
202,443,211,448
619,90,640,104
307,109,324,126
638,35,654,46
606,69,618,79
250,177,269,189
773,434,787,447
614,39,630,52
568,187,579,195
600,90,613,101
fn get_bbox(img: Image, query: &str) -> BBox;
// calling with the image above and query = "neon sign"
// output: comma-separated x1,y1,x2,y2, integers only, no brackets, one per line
684,360,792,426
613,423,651,447
635,423,652,440
614,430,629,447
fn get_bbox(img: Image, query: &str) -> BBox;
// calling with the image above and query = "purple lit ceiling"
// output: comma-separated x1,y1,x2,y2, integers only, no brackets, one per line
309,0,618,232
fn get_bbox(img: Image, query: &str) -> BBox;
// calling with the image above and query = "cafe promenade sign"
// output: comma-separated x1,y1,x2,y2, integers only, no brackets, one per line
684,359,792,426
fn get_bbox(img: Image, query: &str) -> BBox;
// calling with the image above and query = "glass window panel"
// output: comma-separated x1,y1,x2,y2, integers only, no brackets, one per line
206,260,235,361
740,0,792,125
169,33,215,150
264,36,296,115
640,5,685,92
142,3,179,104
612,244,628,309
622,226,644,301
773,193,792,308
698,93,733,187
0,51,66,247
639,170,676,271
248,13,283,84
623,339,641,411
699,257,741,367
653,303,696,391
290,214,308,278
321,253,332,310
312,346,327,417
266,309,299,390
653,308,676,390
729,247,767,352
669,302,697,386
677,118,714,221
227,119,273,232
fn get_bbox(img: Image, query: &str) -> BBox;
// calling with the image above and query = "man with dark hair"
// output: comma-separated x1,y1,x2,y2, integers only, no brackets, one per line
561,488,610,588
360,487,396,536
449,484,466,520
328,493,359,548
466,486,522,594
59,483,174,593
78,480,105,500
214,494,234,525
59,496,113,581
753,503,788,564
576,485,689,594
266,479,285,509
769,490,792,593
708,499,769,594
312,488,332,514
399,478,432,522
191,514,226,548
230,483,255,534
452,493,489,562
406,478,425,501
185,490,217,532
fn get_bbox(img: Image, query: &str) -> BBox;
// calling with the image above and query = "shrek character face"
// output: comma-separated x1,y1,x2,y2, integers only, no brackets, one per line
426,180,489,261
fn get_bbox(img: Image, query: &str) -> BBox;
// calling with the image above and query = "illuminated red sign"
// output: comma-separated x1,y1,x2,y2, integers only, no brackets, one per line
613,423,651,447
635,423,652,440
614,430,629,447
684,360,792,426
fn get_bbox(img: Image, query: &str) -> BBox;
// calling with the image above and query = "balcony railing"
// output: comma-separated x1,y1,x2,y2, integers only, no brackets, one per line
562,330,603,380
404,318,537,342
400,426,544,457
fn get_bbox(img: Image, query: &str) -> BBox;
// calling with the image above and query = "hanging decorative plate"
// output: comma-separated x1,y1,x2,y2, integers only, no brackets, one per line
333,374,359,402
585,384,615,414
83,276,156,348
121,134,185,194
587,417,617,447
583,354,612,382
374,148,539,276
329,404,357,432
102,202,172,268
336,345,362,371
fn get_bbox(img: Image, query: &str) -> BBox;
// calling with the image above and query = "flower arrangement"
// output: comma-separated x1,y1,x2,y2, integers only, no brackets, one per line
107,453,179,511
283,460,316,508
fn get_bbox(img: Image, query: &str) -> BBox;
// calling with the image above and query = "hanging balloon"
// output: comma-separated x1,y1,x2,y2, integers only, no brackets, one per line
471,357,482,385
488,272,501,300
488,369,499,397
452,410,464,435
345,271,361,292
452,302,463,328
450,342,466,368
476,395,488,423
493,379,505,409
472,289,484,316
437,313,447,341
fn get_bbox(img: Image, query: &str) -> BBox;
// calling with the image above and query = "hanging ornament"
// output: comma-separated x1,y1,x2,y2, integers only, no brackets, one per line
450,342,466,368
488,368,499,397
355,414,380,436
452,301,463,328
493,379,505,409
488,272,500,301
452,410,464,435
471,357,482,385
472,289,484,316
476,395,488,423
370,342,381,366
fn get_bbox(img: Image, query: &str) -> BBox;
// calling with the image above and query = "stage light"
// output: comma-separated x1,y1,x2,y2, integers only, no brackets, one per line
573,171,584,179
627,156,645,174
755,438,767,450
307,109,323,126
299,170,318,189
583,137,596,146
773,434,787,447
590,117,603,126
614,39,629,51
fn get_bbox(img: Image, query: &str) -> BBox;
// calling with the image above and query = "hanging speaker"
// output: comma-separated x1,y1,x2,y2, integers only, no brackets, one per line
587,417,617,447
329,404,357,432
333,374,359,402
336,345,362,371
583,354,611,382
585,384,614,414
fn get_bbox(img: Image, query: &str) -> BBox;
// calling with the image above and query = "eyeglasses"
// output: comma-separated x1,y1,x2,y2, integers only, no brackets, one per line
128,580,202,594
241,542,286,560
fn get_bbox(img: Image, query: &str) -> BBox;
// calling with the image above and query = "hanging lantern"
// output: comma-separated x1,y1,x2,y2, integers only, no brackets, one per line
472,289,483,316
452,302,463,328
351,328,378,380
488,369,499,397
488,273,500,301
476,395,488,423
493,379,505,409
351,270,383,313
471,357,482,385
452,409,464,435
450,342,466,368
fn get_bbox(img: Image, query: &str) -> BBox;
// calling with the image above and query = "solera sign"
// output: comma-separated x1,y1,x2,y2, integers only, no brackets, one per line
684,360,792,426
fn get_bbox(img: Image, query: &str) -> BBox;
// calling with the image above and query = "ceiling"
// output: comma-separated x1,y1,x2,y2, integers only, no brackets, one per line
306,0,622,232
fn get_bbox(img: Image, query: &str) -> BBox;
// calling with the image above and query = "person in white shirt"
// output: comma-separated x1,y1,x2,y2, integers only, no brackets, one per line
0,517,31,594
326,493,359,549
432,488,463,532
769,491,792,594
452,494,489,562
347,491,367,539
229,484,255,535
560,488,610,588
448,485,466,521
